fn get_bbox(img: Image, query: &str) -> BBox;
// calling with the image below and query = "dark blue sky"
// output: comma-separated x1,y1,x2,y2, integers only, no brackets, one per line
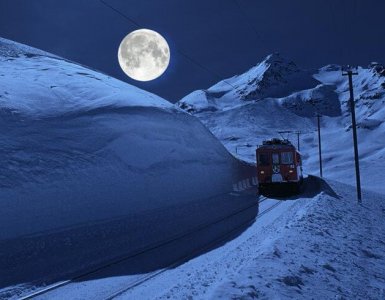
1,0,384,102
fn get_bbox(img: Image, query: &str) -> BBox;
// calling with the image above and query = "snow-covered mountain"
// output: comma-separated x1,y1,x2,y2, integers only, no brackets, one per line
177,53,385,194
178,53,318,112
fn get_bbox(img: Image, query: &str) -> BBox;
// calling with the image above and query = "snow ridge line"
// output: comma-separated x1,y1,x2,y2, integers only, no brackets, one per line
20,192,262,300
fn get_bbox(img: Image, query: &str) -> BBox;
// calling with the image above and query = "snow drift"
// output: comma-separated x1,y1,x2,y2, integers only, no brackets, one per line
0,38,258,297
0,37,253,240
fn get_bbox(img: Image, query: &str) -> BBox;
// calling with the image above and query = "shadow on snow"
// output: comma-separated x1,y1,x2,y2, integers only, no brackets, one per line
0,175,338,295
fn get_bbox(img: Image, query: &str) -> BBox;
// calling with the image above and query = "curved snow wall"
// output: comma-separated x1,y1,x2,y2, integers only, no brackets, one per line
0,107,255,239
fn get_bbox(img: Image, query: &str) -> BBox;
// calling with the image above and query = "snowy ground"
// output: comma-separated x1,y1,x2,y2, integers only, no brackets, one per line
116,178,385,300
5,176,382,300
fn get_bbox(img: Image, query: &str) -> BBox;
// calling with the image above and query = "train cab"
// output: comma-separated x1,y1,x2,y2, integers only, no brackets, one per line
256,138,303,193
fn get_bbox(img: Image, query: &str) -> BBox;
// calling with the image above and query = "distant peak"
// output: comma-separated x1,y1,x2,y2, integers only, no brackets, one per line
368,62,385,77
264,52,283,63
262,52,294,66
320,64,341,72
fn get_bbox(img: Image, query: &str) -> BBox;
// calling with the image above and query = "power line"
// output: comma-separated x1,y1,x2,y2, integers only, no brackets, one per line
98,0,237,90
177,52,236,90
99,0,141,28
277,130,302,150
231,0,264,42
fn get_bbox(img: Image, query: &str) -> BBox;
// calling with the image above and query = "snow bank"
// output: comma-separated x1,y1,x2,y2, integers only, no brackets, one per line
0,37,259,297
210,180,385,299
0,38,254,240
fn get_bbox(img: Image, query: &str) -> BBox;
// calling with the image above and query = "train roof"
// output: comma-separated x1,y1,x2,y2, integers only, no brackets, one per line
257,138,297,150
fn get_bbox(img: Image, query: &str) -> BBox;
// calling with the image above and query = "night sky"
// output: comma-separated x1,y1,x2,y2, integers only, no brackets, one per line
1,0,384,102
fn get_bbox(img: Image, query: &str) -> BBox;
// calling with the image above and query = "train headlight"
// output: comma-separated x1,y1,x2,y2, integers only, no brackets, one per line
260,170,265,174
289,169,294,173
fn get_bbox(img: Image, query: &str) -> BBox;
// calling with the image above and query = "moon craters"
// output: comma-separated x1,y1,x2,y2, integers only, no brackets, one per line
118,29,170,81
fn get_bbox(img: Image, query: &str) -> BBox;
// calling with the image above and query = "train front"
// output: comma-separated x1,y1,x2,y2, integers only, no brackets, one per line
256,139,303,193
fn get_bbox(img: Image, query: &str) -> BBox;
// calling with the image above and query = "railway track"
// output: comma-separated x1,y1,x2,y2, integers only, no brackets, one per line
19,194,282,300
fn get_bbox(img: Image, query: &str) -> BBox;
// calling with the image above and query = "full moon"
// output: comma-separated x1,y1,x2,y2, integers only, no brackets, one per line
118,29,170,81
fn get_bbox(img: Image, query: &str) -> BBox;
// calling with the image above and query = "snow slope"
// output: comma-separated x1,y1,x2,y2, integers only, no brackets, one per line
177,54,385,194
120,178,385,300
0,38,255,297
0,38,171,117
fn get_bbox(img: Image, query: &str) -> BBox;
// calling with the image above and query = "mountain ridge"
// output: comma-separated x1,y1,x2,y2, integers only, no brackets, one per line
177,53,385,194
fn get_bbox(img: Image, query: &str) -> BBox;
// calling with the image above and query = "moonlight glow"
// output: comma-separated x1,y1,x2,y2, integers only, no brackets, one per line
118,29,170,81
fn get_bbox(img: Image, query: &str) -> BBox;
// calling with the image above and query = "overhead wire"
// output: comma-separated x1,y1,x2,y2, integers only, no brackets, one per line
330,0,355,67
99,0,141,28
323,0,342,68
231,0,264,42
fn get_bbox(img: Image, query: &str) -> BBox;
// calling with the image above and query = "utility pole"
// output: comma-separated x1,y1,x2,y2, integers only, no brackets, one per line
294,131,301,151
316,114,323,178
342,67,362,203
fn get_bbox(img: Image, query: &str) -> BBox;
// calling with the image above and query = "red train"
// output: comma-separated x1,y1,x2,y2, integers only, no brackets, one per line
256,138,303,193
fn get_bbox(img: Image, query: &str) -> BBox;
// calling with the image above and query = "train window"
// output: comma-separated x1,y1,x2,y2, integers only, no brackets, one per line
258,153,270,166
272,153,279,164
281,152,294,164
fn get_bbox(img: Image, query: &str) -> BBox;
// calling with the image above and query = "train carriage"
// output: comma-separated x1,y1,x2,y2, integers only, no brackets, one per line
256,138,303,193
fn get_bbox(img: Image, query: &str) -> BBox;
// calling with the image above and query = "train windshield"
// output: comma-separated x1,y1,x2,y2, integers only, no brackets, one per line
272,153,279,164
258,153,270,166
281,151,294,164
